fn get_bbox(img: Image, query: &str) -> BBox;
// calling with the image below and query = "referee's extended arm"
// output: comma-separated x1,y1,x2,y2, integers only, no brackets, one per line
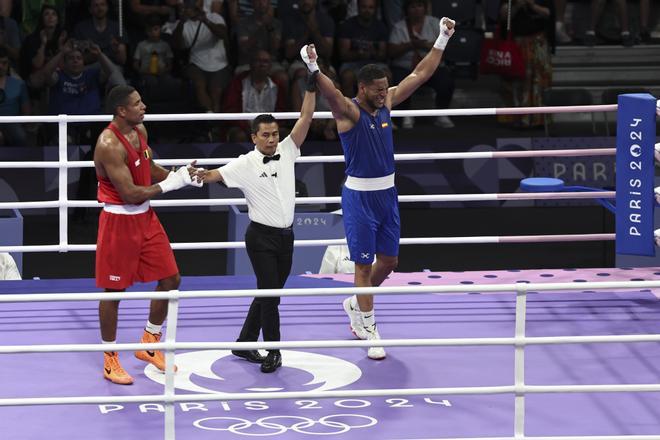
289,85,316,148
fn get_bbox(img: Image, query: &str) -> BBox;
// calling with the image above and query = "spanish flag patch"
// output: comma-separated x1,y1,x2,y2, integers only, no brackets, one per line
381,122,389,128
144,149,150,160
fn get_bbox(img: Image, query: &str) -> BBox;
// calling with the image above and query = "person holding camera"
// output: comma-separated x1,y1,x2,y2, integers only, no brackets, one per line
173,0,230,113
30,39,117,144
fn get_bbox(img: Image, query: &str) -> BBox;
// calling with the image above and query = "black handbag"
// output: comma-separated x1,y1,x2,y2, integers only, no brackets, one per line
174,20,202,74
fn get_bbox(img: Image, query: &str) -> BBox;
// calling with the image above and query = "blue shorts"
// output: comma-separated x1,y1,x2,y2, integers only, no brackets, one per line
342,186,400,265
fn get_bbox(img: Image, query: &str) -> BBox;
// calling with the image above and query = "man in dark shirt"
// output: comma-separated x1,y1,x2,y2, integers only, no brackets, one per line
337,0,389,96
282,0,334,81
74,0,127,67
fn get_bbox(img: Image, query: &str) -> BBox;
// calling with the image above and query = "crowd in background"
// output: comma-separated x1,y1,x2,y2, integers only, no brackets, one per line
0,0,656,146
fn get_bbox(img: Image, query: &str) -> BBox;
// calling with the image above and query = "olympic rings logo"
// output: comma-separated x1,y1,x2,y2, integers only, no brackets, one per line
193,414,377,436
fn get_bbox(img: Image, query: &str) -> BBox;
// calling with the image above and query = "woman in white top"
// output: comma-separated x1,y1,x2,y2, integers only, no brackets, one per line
173,0,231,112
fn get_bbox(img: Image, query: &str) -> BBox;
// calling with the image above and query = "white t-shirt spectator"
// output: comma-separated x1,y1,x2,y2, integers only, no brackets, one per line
183,12,228,72
389,15,439,70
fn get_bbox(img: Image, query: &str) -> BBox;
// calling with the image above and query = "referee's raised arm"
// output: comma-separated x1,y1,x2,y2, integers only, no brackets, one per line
290,71,317,148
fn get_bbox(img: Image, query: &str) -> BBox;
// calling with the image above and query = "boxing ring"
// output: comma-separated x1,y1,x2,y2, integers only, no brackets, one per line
1,98,660,439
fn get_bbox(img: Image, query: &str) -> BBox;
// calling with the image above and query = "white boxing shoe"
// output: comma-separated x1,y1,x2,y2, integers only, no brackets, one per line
365,325,386,360
343,297,367,340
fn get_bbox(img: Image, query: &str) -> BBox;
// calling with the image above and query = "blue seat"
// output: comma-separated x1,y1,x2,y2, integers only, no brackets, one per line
443,28,483,80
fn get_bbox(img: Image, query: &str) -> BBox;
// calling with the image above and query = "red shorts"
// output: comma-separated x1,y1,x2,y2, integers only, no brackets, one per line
96,208,178,290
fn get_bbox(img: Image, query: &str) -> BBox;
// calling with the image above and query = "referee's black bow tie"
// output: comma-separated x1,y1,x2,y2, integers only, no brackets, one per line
263,154,280,164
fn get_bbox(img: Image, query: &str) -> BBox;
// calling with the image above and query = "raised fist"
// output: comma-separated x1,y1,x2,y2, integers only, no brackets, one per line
300,44,319,72
440,17,456,38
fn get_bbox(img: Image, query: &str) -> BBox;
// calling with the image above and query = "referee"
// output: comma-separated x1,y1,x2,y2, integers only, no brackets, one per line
194,60,317,373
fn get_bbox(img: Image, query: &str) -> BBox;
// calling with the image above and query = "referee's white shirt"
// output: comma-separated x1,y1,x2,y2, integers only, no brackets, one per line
219,135,300,228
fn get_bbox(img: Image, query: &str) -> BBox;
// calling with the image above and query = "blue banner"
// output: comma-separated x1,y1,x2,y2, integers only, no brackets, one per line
615,94,657,256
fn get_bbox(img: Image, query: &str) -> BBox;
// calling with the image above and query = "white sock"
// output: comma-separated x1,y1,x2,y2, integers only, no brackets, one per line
361,311,376,330
145,321,162,335
102,340,116,354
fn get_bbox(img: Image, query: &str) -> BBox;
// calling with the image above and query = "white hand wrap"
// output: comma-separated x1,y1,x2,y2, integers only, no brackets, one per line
189,167,204,187
158,166,192,193
434,17,456,50
300,45,319,72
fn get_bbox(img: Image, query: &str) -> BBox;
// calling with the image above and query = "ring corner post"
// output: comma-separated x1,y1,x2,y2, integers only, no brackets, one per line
614,93,657,258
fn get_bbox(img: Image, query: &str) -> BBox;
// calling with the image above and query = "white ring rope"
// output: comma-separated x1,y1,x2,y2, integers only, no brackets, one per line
3,279,658,302
0,148,616,169
0,191,616,210
0,103,620,125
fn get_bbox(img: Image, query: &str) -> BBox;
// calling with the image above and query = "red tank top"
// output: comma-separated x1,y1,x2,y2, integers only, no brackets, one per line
97,123,152,205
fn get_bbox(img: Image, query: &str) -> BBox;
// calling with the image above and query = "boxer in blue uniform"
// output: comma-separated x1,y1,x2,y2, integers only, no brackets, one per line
300,17,455,360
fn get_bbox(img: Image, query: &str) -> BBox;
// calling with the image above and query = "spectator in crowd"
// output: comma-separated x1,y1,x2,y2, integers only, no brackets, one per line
20,0,66,36
336,0,388,97
20,4,68,116
553,0,571,43
282,0,335,82
498,0,553,129
204,0,224,14
585,0,632,46
291,57,337,140
0,10,22,70
21,4,67,81
381,0,404,28
0,47,30,146
0,0,12,18
227,0,277,23
129,0,178,27
638,0,653,43
234,0,288,92
223,50,287,139
74,0,127,68
133,14,178,100
173,0,231,113
388,0,455,129
31,41,116,142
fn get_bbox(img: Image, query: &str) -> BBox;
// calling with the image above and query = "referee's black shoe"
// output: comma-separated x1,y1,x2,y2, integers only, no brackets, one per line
232,350,266,363
260,351,282,373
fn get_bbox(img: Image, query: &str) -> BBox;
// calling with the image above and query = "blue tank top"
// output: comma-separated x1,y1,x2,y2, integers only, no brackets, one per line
338,99,395,178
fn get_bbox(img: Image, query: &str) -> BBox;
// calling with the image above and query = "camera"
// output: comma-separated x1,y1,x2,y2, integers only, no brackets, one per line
71,39,91,52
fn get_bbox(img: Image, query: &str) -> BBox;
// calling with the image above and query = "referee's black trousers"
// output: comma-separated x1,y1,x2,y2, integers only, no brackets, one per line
238,222,294,354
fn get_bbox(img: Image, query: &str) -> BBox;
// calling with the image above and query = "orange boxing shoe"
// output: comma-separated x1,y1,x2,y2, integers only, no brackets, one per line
135,330,178,372
103,352,134,385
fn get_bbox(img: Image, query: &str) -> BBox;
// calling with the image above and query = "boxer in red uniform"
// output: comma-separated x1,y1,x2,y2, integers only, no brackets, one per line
94,85,200,384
